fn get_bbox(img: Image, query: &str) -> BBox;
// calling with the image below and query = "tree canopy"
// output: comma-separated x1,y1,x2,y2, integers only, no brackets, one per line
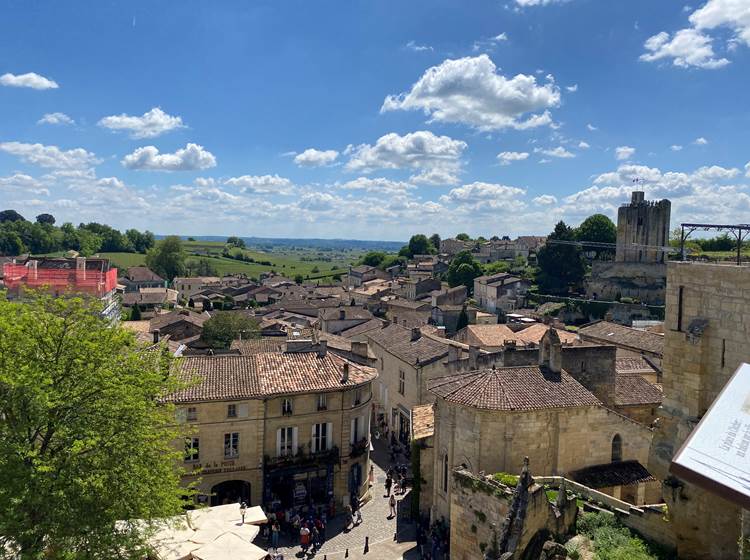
576,214,616,258
447,250,483,293
399,234,436,258
35,213,56,225
429,233,441,251
0,292,188,558
536,221,586,295
226,236,246,249
201,311,260,348
145,236,187,281
0,209,25,223
455,233,471,241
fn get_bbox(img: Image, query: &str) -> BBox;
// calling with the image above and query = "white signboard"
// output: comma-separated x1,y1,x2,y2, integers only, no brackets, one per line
671,362,750,508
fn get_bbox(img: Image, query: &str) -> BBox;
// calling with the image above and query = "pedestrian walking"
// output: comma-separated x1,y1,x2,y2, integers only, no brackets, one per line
299,524,310,552
356,506,363,525
240,501,247,524
389,494,397,519
345,504,353,529
271,520,280,550
369,464,374,487
385,473,392,497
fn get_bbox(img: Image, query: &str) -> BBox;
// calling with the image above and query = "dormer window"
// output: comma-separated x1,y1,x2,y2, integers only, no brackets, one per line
282,398,293,416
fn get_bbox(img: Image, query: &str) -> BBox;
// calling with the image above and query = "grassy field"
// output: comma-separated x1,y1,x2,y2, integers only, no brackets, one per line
98,240,362,280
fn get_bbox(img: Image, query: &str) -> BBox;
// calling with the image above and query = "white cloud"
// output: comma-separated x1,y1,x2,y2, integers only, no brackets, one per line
497,151,530,165
690,0,750,47
671,144,684,151
381,55,560,131
587,123,598,131
0,141,100,169
0,173,50,196
98,107,186,139
406,40,433,52
409,168,461,185
640,28,729,69
746,161,750,177
515,0,567,5
536,146,575,158
338,177,415,194
566,84,578,92
694,136,709,145
0,72,58,90
121,143,216,171
615,146,636,161
578,141,590,149
293,148,339,167
440,182,528,213
472,33,508,52
37,112,74,126
345,131,466,181
223,174,294,194
533,194,557,205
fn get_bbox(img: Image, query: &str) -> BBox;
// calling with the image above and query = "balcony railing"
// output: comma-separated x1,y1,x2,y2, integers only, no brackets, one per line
264,445,339,469
350,438,369,458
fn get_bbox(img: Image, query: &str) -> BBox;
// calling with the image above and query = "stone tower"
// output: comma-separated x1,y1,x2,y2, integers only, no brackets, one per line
615,191,671,264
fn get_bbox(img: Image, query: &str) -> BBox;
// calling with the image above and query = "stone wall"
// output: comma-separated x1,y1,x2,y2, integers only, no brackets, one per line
615,193,671,264
560,345,617,407
649,262,750,559
586,261,667,305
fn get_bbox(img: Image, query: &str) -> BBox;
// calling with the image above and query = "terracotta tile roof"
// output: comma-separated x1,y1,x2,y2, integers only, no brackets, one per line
578,321,663,356
615,373,663,406
569,460,655,489
150,310,208,330
412,404,435,439
615,357,660,376
428,366,601,411
351,265,375,275
230,338,285,355
319,306,374,321
387,298,432,310
515,324,579,346
460,324,525,347
126,266,164,283
366,323,450,366
338,318,385,338
169,351,377,403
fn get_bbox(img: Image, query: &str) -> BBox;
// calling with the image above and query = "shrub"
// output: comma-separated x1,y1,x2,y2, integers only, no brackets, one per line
492,472,519,487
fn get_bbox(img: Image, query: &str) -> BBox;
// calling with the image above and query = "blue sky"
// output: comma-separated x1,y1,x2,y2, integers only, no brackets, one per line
1,0,749,241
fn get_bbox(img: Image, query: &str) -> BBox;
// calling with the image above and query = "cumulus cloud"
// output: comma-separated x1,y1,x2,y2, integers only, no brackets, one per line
497,151,530,165
746,161,750,177
694,136,709,145
338,177,415,194
671,144,683,151
293,148,339,167
121,143,216,171
578,141,590,149
440,182,527,213
381,55,560,130
0,72,58,89
345,131,466,182
536,146,575,158
98,107,186,139
37,112,74,126
410,168,461,185
615,146,636,161
223,174,293,194
406,40,433,52
533,194,557,205
640,0,750,69
0,173,50,196
0,141,100,169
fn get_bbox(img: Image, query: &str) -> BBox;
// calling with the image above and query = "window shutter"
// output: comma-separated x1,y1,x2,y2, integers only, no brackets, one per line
326,422,333,450
292,427,298,455
311,424,317,452
276,428,282,457
350,418,356,444
238,403,249,418
175,408,187,424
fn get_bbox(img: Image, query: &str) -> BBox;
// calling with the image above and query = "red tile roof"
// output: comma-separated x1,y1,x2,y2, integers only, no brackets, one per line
615,373,663,406
579,321,663,356
168,351,377,403
428,366,601,411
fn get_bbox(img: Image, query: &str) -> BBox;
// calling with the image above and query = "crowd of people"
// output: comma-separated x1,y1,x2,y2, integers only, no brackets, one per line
260,505,328,558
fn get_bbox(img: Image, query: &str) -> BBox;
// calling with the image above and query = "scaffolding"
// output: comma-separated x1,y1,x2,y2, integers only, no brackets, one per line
679,223,750,265
2,259,118,297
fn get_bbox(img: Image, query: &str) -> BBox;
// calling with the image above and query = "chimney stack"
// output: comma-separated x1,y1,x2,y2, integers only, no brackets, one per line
341,362,350,384
317,339,328,358
153,329,160,344
469,345,480,369
351,341,368,359
411,327,422,342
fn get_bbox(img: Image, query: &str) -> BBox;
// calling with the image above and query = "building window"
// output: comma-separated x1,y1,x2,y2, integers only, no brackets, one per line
317,393,327,411
227,404,237,418
224,432,239,459
353,388,362,406
312,422,331,453
398,370,405,396
442,454,449,493
282,398,293,416
187,406,198,422
185,437,199,462
611,434,622,463
278,426,295,457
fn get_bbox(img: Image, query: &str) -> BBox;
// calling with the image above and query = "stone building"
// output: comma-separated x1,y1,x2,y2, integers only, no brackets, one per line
427,330,654,523
167,341,377,511
474,272,530,314
579,320,664,370
650,261,750,559
586,191,671,305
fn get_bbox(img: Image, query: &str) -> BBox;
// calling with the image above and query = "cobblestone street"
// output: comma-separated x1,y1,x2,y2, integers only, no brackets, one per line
254,438,417,558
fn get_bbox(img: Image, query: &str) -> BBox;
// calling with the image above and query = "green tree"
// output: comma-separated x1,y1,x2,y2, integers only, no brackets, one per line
226,236,246,249
447,251,483,293
360,251,386,267
536,221,586,294
456,306,469,331
429,233,441,252
483,261,510,275
455,233,471,241
576,213,617,258
201,311,259,348
35,213,56,225
186,258,218,277
145,236,187,281
0,292,188,558
0,230,26,255
0,209,25,223
294,274,304,284
129,303,142,321
401,234,434,258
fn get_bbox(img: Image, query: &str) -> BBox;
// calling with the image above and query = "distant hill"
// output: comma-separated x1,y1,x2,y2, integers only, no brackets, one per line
156,235,404,252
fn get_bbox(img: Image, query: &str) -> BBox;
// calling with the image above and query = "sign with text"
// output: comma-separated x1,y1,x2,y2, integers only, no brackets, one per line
671,363,750,509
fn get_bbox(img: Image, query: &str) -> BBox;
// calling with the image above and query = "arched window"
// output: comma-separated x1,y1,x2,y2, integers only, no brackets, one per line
442,454,449,493
611,434,622,463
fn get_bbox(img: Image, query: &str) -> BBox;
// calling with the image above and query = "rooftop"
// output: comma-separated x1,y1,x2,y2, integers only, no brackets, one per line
412,404,435,439
170,351,377,403
366,323,449,366
569,460,655,489
230,338,286,355
319,306,373,321
578,321,664,356
460,324,526,347
615,372,663,406
150,310,209,331
428,366,601,411
338,317,385,338
125,266,164,283
515,323,579,346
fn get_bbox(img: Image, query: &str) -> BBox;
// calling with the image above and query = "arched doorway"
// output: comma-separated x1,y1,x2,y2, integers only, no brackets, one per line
611,434,622,462
210,480,251,506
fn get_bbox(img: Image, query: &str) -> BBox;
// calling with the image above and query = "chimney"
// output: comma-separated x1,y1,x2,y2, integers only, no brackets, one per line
317,339,328,358
339,308,346,320
341,362,350,384
469,345,480,369
447,345,459,363
411,327,422,342
153,329,160,344
351,341,368,359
